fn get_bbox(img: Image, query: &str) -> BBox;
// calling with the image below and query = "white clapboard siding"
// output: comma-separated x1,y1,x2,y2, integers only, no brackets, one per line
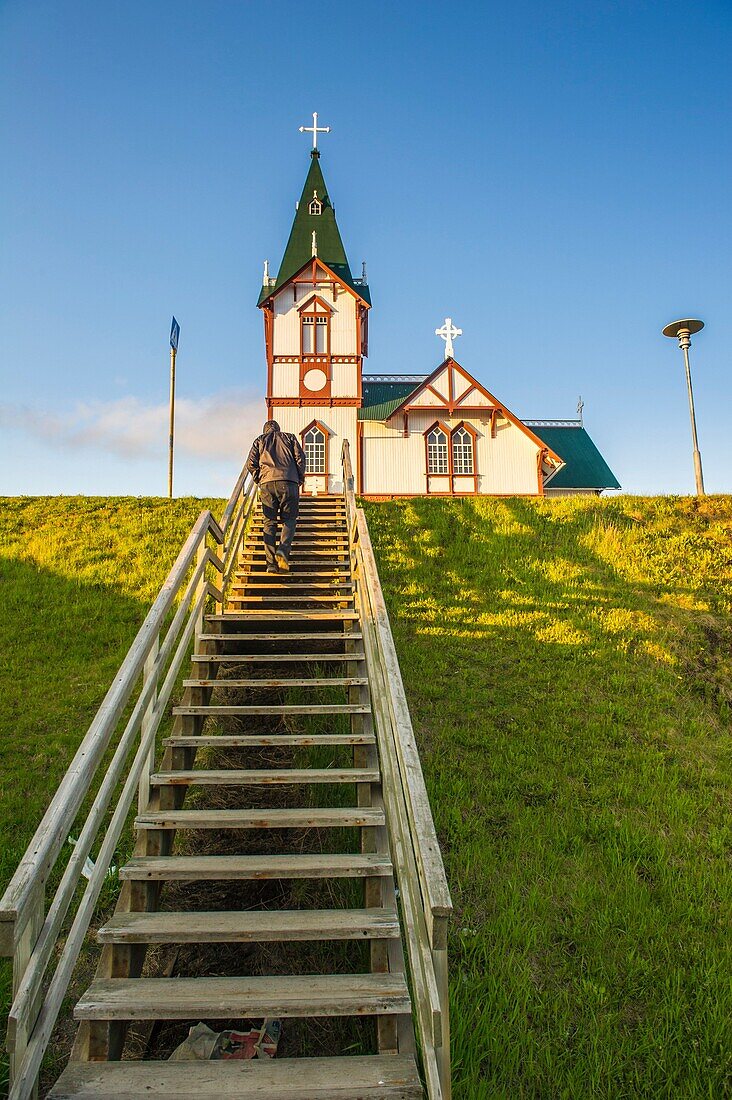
271,361,300,398
331,360,360,398
329,301,357,356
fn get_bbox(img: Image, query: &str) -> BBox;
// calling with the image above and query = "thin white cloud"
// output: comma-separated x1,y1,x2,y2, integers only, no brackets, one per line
0,391,268,462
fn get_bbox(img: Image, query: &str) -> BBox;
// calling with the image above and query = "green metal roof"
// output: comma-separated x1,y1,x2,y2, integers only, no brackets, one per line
358,379,424,421
258,151,370,306
528,424,620,490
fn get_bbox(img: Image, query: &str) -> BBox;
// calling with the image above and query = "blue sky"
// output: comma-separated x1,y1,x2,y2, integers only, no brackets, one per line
1,0,730,496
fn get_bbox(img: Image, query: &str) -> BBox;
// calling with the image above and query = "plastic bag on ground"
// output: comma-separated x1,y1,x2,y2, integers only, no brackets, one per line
169,1019,282,1061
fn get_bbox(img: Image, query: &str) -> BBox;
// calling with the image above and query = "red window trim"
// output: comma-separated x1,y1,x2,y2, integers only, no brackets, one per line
301,419,330,479
451,420,478,478
423,419,479,494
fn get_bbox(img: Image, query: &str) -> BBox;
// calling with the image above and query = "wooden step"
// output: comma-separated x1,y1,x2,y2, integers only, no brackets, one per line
247,534,347,543
119,852,393,882
164,733,375,748
206,611,359,621
74,972,411,1021
232,571,351,580
227,596,356,605
247,533,347,541
182,677,368,689
48,1054,422,1099
243,545,350,553
230,586,354,595
150,768,379,787
173,703,369,717
190,653,364,664
239,551,349,559
198,632,363,642
235,565,350,574
229,583,354,592
135,806,385,830
249,523,347,532
231,583,352,590
98,907,399,944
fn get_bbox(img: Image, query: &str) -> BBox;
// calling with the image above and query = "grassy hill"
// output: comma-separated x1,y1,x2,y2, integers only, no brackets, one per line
363,495,732,1098
1,494,731,1096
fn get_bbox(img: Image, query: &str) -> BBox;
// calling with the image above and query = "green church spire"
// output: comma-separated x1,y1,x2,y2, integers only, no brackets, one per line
259,151,369,305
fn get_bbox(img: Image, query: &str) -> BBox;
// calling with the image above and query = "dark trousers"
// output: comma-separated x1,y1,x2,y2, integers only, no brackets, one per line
259,480,300,566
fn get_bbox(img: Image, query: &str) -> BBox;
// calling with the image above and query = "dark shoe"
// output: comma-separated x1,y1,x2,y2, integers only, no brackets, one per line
275,552,290,572
266,564,279,574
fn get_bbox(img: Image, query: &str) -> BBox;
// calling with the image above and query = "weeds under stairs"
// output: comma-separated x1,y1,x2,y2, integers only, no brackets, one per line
2,445,451,1099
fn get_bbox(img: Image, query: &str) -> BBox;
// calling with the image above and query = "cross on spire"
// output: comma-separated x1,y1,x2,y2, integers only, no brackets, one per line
299,111,331,151
435,317,462,359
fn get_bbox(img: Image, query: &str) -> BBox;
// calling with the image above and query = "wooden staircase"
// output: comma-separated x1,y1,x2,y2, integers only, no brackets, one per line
47,494,423,1097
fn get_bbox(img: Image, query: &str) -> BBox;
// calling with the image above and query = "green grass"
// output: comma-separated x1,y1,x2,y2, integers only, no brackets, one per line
363,495,732,1099
1,493,731,1097
0,495,224,1092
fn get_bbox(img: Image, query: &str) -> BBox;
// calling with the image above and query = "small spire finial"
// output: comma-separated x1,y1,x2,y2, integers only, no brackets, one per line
435,317,463,359
263,259,270,285
311,230,318,257
577,395,584,425
299,111,331,151
361,261,368,284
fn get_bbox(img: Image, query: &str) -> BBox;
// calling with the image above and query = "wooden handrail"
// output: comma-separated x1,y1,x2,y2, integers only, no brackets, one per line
0,508,220,952
355,512,452,932
341,438,452,1098
9,584,205,1099
341,439,358,538
219,464,250,535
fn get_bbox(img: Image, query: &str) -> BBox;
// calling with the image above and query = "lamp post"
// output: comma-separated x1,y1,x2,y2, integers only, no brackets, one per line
662,317,705,495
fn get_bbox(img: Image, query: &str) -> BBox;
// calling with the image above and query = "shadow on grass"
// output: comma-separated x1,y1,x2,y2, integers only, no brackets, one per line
0,554,165,1093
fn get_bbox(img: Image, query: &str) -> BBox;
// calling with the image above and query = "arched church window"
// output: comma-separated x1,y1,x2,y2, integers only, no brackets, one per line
302,423,327,474
309,192,322,215
426,426,448,475
452,425,475,475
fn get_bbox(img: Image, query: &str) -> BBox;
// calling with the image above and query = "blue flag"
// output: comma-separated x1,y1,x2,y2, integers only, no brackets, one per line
170,316,180,351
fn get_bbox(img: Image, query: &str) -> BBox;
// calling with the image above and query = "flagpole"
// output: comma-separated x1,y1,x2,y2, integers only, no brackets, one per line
167,316,180,501
167,343,176,498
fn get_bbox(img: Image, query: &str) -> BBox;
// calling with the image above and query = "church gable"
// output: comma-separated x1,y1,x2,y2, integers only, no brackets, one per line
265,257,370,309
388,359,500,416
386,358,562,466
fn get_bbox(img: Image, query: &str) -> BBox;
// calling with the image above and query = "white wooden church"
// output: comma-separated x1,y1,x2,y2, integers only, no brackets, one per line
258,117,619,498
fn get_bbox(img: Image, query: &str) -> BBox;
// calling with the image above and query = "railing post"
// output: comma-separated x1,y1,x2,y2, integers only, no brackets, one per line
8,887,44,1096
195,539,208,646
214,528,222,616
137,633,159,816
433,935,451,1099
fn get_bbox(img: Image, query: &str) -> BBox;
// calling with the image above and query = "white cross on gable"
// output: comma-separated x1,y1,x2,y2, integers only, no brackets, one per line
435,317,462,359
299,111,331,150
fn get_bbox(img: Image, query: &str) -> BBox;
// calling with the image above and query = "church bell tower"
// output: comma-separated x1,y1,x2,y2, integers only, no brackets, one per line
256,116,370,494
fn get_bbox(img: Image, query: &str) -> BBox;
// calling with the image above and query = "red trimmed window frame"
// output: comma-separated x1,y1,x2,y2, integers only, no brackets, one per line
301,419,330,480
298,295,332,358
423,419,479,494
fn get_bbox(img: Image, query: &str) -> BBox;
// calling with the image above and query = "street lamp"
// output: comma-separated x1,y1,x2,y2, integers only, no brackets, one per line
662,317,705,495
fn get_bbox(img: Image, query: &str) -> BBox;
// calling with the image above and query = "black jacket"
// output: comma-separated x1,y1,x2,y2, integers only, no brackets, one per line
247,430,306,486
